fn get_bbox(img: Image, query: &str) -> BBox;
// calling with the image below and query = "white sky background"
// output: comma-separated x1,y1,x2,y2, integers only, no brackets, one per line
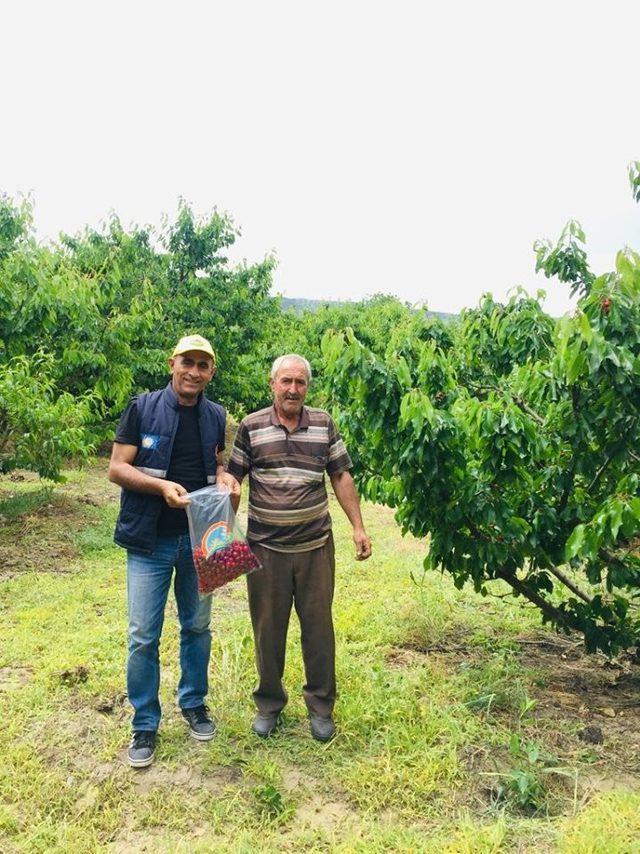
2,1,639,317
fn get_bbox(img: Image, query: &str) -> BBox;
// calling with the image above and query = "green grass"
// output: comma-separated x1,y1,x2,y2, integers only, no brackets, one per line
0,484,53,520
0,464,639,851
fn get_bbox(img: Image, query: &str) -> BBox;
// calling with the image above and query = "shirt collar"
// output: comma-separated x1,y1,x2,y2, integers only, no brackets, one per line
270,404,310,431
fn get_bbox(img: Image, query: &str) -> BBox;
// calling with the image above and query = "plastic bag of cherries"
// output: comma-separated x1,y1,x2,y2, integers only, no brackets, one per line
186,485,261,595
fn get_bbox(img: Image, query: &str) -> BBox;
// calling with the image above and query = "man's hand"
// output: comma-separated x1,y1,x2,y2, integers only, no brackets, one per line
353,527,372,561
109,444,191,507
160,480,190,508
217,470,241,512
217,471,241,497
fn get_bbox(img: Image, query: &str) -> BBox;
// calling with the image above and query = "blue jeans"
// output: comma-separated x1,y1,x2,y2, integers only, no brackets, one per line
126,534,212,732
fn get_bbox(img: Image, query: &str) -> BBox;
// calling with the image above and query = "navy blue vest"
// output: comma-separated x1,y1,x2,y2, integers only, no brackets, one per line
114,383,226,553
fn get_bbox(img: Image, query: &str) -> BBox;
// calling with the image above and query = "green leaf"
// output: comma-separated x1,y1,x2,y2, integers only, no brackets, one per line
628,497,640,520
395,355,412,389
579,311,593,344
566,524,586,560
609,501,624,540
566,344,586,383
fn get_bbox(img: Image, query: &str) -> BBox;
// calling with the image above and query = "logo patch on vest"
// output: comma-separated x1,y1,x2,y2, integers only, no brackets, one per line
140,433,160,450
202,521,232,555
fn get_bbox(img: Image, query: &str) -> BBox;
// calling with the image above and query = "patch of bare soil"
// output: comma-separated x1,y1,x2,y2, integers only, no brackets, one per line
0,465,118,576
0,666,32,691
388,627,472,667
94,691,128,715
392,632,640,763
388,631,640,811
282,767,304,791
36,695,239,796
295,795,356,831
130,763,241,796
33,706,125,789
0,835,20,854
62,458,121,506
109,824,213,854
109,828,176,854
0,549,77,578
275,769,356,832
516,634,640,771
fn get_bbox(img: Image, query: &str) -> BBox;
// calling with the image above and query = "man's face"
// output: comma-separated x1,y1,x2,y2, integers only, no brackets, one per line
169,350,216,401
270,360,309,418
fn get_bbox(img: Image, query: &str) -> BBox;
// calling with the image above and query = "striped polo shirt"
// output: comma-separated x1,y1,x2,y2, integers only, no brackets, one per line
226,405,353,552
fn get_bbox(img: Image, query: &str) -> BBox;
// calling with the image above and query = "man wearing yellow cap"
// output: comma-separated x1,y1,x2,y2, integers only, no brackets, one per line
109,335,229,767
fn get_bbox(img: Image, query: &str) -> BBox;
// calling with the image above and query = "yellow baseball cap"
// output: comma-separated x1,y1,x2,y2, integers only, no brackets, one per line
171,335,216,364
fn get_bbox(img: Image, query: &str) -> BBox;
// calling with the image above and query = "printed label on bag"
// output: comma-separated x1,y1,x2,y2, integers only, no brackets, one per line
201,521,232,555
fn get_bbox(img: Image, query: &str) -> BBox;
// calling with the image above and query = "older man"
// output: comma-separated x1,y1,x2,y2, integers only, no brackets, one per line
226,354,372,741
109,335,227,767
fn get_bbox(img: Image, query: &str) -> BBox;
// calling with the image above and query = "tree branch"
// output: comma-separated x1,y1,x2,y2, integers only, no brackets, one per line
467,383,546,426
545,565,593,605
511,394,545,426
587,452,615,494
494,568,581,633
557,463,576,514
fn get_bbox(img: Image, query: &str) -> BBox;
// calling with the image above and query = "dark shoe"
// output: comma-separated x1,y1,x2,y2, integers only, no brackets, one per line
309,714,336,742
252,712,280,738
181,705,216,741
128,730,156,768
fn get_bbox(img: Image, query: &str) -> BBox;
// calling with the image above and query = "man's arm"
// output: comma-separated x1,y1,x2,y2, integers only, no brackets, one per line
221,421,252,513
108,442,191,508
330,470,372,561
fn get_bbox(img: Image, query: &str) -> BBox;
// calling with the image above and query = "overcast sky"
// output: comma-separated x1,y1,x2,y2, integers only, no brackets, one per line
2,1,639,316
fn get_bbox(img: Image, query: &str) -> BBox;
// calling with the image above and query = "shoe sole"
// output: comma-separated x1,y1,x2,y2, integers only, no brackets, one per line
310,720,336,742
187,728,215,742
311,732,335,742
128,751,155,768
252,725,278,738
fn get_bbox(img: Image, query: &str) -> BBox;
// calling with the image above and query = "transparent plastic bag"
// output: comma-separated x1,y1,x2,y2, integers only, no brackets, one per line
186,485,261,595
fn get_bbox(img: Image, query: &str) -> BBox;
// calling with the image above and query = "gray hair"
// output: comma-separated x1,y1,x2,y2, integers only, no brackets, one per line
270,354,312,382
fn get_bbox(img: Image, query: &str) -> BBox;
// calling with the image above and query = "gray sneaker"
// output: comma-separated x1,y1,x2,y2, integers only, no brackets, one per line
181,705,216,741
128,731,156,768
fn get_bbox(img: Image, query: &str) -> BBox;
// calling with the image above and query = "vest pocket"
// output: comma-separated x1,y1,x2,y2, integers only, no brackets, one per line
116,492,163,550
